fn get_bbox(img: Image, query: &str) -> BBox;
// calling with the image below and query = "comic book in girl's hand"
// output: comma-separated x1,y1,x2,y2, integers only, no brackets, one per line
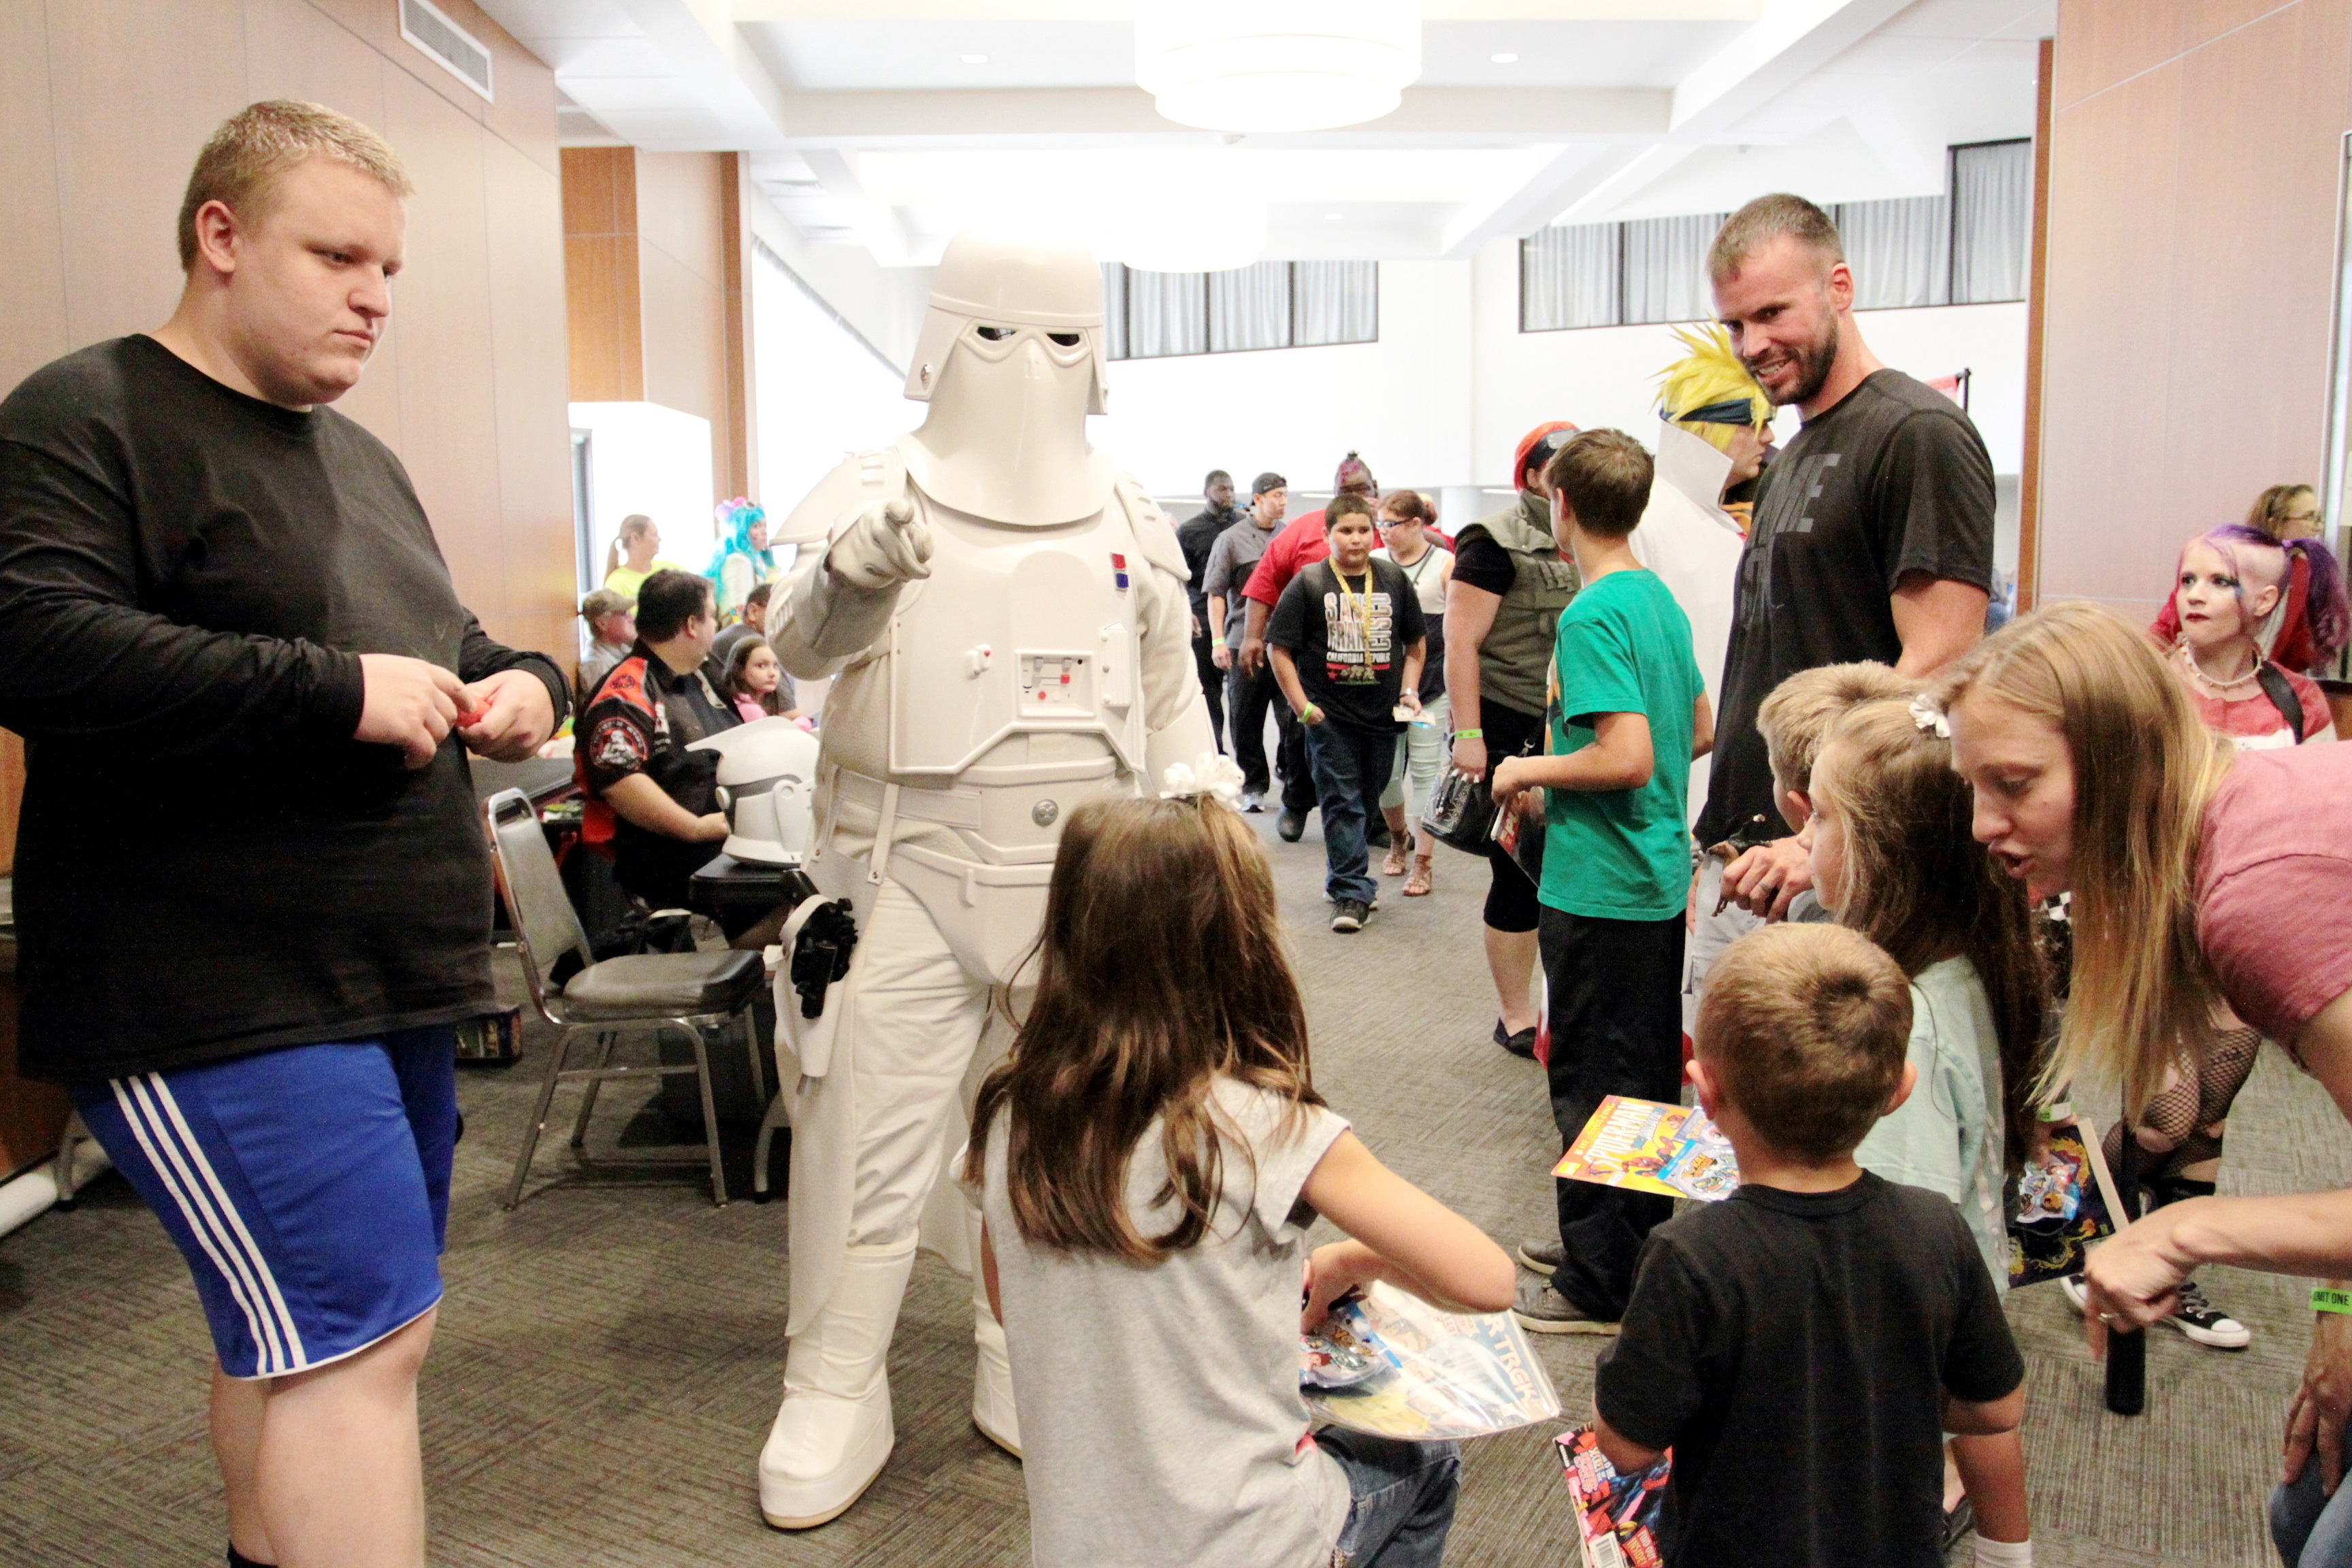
1557,1424,1670,1568
1554,1096,1740,1202
1300,1281,1561,1441
2009,1109,2125,1289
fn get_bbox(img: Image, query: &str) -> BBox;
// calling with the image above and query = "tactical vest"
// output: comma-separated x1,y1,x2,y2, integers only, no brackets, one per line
1474,489,1581,717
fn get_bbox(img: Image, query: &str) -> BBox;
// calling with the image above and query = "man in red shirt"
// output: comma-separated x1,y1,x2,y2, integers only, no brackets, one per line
1240,451,1379,840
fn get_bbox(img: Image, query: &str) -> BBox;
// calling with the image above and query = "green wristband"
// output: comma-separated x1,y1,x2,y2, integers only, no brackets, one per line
1452,728,1483,740
2313,1287,2352,1315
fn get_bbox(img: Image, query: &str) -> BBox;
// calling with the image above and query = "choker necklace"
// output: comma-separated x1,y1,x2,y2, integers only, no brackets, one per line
2176,636,2261,696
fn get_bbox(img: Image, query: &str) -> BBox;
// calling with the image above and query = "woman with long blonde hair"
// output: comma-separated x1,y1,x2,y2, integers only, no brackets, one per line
1934,601,2352,1563
963,791,1512,1568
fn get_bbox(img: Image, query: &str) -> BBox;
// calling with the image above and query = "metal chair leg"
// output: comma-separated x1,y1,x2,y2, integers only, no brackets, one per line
506,1024,574,1210
54,1111,86,1211
742,1010,769,1107
681,1018,728,1207
569,1030,617,1147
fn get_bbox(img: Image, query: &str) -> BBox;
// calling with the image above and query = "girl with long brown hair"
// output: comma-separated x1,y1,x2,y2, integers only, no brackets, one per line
963,791,1512,1568
1935,602,2352,1562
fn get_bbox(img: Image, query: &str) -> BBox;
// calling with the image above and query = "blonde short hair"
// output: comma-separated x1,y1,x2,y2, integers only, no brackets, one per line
1697,924,1913,1163
1755,661,1915,798
178,100,412,270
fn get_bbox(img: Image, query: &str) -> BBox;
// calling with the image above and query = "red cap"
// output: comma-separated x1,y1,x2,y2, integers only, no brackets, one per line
1513,421,1580,491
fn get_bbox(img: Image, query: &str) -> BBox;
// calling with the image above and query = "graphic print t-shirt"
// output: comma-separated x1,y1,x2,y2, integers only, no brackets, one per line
1267,557,1427,732
1693,370,1993,847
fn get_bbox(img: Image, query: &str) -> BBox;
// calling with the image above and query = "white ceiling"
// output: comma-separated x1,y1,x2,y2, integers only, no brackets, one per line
479,0,2055,267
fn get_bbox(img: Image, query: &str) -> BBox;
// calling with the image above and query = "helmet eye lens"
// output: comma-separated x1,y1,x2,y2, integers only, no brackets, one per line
975,325,1012,341
1047,332,1081,346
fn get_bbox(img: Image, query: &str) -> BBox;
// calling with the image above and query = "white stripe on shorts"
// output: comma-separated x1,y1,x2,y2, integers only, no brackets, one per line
110,1076,283,1374
143,1075,308,1371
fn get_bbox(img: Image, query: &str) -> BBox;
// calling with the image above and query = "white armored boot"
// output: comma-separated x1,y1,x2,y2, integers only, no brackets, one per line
758,1238,918,1529
964,1203,1023,1459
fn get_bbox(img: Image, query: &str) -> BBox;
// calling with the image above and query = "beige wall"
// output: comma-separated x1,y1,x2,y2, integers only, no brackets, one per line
2038,0,2352,618
0,0,576,666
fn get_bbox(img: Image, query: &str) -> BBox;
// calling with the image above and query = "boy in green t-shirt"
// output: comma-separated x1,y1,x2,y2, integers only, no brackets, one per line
1490,428,1714,1335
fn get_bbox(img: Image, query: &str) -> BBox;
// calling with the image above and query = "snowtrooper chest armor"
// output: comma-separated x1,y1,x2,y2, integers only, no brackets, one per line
883,492,1149,784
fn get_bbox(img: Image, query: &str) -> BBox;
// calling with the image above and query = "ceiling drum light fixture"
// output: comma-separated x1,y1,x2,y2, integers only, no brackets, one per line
1134,0,1420,135
1490,52,1518,64
962,52,988,63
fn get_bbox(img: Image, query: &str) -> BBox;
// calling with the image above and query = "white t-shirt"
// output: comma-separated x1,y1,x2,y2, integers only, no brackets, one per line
1373,543,1452,617
975,1077,1352,1568
1851,955,2009,1292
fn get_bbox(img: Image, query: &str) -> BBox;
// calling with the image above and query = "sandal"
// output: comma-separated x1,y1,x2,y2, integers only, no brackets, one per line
1382,843,1409,877
1403,858,1433,896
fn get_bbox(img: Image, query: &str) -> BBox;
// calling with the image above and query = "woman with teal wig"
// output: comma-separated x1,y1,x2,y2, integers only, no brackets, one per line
705,496,779,625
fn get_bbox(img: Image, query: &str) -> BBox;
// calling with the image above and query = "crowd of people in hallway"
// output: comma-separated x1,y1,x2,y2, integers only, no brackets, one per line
10,95,2352,1568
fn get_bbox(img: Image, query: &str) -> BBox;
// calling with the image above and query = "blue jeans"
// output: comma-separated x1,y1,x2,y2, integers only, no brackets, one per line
1306,720,1397,906
1321,1428,1460,1568
2274,1417,2352,1567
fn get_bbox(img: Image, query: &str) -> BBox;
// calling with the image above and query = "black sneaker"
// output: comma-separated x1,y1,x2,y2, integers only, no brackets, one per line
2168,1280,2251,1349
1512,1277,1618,1335
1516,1239,1565,1275
1330,899,1369,933
1277,808,1307,842
1493,1020,1537,1060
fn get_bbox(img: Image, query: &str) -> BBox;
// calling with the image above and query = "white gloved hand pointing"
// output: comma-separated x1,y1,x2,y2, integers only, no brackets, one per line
827,498,933,590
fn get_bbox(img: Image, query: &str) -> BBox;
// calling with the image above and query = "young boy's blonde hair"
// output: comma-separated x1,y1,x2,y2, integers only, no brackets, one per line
1754,662,1915,801
1697,924,1912,1163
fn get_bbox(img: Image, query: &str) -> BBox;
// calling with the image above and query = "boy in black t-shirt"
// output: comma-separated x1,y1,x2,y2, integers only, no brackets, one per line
1267,493,1426,932
1594,923,2030,1568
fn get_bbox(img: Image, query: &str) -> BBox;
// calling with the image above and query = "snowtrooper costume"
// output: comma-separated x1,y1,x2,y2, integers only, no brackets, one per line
757,230,1212,1529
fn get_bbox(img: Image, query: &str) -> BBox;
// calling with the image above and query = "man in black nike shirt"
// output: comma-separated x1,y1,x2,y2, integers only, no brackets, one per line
1688,193,1993,990
0,101,563,1568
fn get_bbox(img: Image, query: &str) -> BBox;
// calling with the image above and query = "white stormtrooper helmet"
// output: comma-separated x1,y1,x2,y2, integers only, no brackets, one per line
906,229,1109,415
687,717,822,866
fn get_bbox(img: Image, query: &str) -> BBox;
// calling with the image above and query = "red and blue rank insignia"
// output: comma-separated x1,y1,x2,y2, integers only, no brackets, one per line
1111,552,1130,590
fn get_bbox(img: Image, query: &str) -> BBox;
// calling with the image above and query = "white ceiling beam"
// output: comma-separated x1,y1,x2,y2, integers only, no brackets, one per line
730,1,1760,17
766,84,1667,141
597,0,796,148
1667,0,1915,135
1436,138,1704,255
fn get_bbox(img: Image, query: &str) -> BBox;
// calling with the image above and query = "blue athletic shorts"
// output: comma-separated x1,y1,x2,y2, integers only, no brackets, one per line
71,1028,459,1379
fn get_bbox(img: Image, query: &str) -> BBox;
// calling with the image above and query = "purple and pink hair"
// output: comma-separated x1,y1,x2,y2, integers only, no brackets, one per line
2179,521,2349,664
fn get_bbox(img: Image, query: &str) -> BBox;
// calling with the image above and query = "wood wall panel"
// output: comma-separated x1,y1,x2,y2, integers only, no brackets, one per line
44,0,249,350
561,148,644,404
639,243,729,435
636,152,724,289
2038,0,2352,617
246,0,385,122
382,67,506,622
0,3,70,402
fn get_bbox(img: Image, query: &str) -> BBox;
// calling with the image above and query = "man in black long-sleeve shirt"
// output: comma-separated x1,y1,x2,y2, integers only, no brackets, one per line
0,102,563,1568
1175,468,1243,753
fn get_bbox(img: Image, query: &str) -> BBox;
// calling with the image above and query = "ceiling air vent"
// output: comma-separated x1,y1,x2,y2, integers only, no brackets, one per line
400,0,494,102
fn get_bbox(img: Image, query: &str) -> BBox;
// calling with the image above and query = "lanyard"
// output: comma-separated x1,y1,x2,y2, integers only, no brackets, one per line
1334,564,1375,644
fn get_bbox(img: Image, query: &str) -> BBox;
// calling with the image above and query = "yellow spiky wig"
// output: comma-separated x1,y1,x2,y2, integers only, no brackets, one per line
1656,323,1771,454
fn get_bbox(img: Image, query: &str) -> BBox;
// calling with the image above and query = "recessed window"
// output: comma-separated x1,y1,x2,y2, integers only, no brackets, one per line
1518,137,2034,332
1099,261,1379,361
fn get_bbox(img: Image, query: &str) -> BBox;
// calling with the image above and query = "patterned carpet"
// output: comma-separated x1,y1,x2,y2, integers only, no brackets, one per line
0,775,2341,1567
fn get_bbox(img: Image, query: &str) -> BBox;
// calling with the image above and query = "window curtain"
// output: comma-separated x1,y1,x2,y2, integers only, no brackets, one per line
1100,262,1128,361
1834,195,1951,310
1209,261,1292,353
1620,212,1723,325
1521,223,1619,331
1293,261,1378,346
1950,140,2033,304
1126,268,1208,359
